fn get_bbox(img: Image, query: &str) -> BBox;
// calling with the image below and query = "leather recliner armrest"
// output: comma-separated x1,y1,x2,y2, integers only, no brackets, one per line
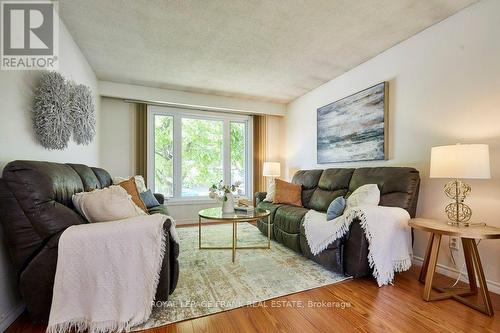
343,217,371,278
45,230,65,249
154,193,165,204
254,192,267,205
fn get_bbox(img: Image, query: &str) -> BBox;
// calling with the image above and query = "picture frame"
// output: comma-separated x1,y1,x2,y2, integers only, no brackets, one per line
317,82,388,163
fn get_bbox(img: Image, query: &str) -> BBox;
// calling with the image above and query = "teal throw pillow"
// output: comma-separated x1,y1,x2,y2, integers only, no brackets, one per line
326,196,346,220
139,189,160,208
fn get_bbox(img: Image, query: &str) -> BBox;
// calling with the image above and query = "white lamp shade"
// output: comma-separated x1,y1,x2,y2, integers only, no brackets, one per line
263,162,281,177
430,144,491,179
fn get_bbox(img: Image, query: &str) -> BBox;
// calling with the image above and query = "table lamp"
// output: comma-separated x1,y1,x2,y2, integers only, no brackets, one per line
429,144,490,226
263,162,281,179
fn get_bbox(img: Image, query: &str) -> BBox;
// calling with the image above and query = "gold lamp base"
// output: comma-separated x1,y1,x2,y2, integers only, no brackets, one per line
443,179,484,227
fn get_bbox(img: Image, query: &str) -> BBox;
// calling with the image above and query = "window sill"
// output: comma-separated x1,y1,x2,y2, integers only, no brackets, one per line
163,199,217,206
163,196,251,206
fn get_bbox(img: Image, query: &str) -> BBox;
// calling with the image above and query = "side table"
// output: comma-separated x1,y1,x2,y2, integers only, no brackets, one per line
409,218,500,316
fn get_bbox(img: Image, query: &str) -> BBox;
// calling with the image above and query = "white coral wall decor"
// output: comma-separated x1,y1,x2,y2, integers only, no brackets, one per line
32,71,72,150
70,83,96,145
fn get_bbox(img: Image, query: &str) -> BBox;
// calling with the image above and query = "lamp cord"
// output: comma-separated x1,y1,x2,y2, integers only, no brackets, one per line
449,238,481,287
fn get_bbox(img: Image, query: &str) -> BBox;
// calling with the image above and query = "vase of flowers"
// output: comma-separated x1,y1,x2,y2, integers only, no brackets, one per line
209,180,241,213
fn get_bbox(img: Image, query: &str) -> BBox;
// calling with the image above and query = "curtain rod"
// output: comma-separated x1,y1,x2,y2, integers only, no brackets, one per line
122,98,259,116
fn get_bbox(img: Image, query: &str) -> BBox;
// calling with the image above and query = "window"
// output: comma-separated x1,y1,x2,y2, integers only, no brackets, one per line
148,106,252,200
230,122,247,194
154,115,174,197
181,118,223,197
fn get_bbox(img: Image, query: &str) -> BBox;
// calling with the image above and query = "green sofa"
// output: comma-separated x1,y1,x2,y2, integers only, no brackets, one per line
255,167,420,277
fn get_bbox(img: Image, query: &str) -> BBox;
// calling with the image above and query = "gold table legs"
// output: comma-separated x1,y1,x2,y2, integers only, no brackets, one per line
419,233,494,316
233,221,237,262
198,215,272,263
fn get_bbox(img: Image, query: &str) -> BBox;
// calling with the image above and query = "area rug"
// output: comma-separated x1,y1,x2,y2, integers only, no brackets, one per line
133,222,349,331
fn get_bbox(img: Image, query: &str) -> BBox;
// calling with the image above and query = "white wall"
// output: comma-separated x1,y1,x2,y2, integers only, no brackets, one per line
285,0,500,292
0,21,100,330
99,98,135,177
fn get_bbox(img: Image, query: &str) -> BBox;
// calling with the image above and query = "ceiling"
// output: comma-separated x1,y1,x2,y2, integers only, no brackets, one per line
59,0,476,104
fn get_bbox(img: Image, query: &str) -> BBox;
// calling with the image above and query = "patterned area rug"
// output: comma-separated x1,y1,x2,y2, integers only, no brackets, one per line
134,222,349,331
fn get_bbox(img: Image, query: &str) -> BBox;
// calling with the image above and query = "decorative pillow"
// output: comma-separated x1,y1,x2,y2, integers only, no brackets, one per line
113,175,147,193
119,178,148,213
72,186,146,223
326,196,346,220
346,184,380,208
273,179,302,206
140,189,160,208
263,180,276,202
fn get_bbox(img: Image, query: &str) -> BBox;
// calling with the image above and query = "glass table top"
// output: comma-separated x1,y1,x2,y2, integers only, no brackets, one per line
199,207,270,220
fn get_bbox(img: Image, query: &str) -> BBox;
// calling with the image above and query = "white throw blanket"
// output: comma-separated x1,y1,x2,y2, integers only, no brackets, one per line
47,214,177,333
303,205,412,286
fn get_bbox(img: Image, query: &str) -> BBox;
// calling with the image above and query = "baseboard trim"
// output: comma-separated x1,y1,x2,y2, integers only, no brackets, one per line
412,256,500,295
0,303,25,332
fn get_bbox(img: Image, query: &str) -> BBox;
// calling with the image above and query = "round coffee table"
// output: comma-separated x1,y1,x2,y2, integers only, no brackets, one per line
198,207,271,262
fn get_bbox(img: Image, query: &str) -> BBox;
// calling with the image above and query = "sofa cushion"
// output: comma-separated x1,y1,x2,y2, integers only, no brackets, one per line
68,163,102,191
318,168,354,191
91,167,112,188
292,169,323,207
308,168,353,211
148,204,169,215
308,189,346,212
348,167,420,216
292,169,323,189
273,205,309,234
256,201,284,221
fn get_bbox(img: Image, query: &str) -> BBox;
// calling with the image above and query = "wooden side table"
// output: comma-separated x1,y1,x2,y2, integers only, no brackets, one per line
409,218,500,316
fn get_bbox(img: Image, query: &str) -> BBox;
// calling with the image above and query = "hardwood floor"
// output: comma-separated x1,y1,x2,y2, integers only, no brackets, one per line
6,266,499,333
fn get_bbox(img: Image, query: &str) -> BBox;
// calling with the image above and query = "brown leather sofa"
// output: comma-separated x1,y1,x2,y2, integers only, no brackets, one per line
0,160,179,322
255,167,420,278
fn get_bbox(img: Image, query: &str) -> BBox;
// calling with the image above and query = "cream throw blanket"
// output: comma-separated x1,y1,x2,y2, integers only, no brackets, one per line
303,205,412,286
47,214,175,333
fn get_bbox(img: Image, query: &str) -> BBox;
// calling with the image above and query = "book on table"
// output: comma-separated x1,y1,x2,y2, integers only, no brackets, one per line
234,205,255,213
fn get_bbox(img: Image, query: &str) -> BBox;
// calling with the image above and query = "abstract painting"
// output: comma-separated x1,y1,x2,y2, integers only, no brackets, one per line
317,82,388,163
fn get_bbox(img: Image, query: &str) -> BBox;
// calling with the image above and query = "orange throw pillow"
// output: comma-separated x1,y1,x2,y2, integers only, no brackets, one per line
119,178,148,213
273,179,302,207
